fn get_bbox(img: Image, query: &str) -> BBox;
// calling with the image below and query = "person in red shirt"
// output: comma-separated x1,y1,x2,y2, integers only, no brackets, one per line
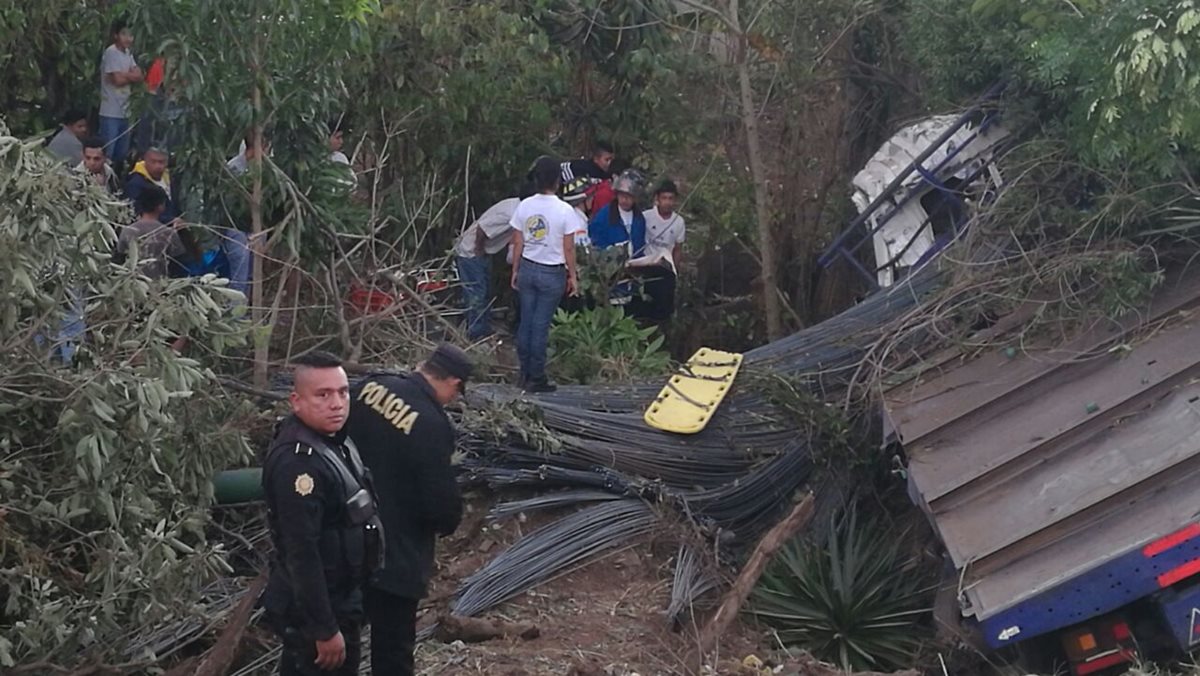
561,140,616,213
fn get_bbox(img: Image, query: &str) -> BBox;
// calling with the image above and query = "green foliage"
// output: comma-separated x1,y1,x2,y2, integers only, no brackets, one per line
358,0,572,202
673,149,758,247
748,507,930,672
548,306,670,384
458,398,563,455
126,0,375,258
575,245,630,305
1097,0,1200,171
906,0,1200,178
0,0,105,132
749,371,856,468
0,120,253,668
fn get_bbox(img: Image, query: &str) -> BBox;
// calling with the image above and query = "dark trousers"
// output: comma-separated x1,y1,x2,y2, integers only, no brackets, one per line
274,619,362,676
628,266,676,322
365,587,419,676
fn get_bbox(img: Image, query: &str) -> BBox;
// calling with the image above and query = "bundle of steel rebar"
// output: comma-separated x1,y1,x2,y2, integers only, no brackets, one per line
146,272,945,670
451,499,658,618
487,489,623,521
677,441,815,545
666,544,720,627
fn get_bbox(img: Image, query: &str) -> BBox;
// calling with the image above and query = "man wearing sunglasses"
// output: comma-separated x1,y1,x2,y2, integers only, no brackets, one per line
345,343,471,675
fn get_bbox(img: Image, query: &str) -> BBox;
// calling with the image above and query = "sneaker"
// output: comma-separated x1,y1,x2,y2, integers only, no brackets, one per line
527,379,558,393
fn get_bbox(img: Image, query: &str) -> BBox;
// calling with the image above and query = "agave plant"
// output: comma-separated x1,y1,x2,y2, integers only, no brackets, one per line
748,507,931,671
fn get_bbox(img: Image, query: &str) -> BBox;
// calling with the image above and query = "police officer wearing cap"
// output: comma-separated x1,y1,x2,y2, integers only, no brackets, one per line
346,343,471,675
262,351,384,675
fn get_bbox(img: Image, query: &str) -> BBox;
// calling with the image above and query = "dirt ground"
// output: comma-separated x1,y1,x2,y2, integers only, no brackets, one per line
411,495,773,676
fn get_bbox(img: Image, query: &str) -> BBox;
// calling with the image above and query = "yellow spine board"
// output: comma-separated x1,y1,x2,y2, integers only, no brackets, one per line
644,347,743,434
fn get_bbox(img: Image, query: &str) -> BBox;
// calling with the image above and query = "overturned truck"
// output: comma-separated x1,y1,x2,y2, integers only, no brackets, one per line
885,270,1200,674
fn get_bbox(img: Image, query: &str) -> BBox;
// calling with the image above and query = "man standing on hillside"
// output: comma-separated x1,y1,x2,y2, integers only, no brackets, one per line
454,196,521,340
98,19,143,167
638,179,687,322
346,344,470,676
262,351,383,676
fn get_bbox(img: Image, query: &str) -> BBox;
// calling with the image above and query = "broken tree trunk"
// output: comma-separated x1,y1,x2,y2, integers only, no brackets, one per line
687,494,815,674
249,50,268,390
188,573,268,676
735,20,783,341
434,614,541,643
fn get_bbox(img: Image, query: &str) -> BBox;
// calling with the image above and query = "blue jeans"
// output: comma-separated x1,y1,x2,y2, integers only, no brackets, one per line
35,288,85,365
516,260,566,384
220,228,252,298
99,115,131,168
457,255,492,340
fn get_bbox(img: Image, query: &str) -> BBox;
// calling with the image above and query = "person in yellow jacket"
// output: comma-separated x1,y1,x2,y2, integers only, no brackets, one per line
124,147,179,223
123,147,204,272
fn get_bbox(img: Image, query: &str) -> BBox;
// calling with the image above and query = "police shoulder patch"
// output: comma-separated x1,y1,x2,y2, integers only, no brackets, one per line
294,473,315,496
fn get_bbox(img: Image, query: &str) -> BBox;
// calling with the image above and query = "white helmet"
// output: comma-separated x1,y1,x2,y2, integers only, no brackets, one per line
612,169,646,198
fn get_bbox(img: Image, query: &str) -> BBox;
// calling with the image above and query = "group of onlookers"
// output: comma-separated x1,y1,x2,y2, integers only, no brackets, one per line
42,16,689,388
454,142,687,391
39,19,356,364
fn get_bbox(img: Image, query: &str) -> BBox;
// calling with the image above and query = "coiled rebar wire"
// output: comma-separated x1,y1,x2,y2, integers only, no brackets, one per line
487,489,623,522
449,444,812,623
121,577,255,661
189,271,943,668
677,440,815,546
462,460,647,495
666,543,720,627
450,499,658,618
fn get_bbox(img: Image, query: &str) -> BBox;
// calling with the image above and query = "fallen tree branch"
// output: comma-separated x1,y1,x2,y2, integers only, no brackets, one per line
687,494,815,674
188,573,268,676
434,614,540,643
217,376,286,401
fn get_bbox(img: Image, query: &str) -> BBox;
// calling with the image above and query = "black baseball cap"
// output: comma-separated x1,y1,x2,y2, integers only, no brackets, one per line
426,343,474,392
527,155,561,183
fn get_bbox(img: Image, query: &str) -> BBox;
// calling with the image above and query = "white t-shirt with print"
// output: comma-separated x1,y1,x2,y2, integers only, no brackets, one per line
509,194,577,266
642,208,686,271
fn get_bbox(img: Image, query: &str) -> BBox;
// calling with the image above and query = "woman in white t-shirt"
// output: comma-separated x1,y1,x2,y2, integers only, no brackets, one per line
509,156,579,392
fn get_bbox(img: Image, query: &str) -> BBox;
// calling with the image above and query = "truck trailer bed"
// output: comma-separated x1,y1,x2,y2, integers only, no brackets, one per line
885,271,1200,648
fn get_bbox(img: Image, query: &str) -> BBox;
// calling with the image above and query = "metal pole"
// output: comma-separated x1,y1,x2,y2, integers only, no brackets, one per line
817,81,1006,268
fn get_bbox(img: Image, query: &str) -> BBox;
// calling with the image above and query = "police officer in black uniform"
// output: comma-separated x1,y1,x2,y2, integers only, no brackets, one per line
346,343,470,676
262,351,383,676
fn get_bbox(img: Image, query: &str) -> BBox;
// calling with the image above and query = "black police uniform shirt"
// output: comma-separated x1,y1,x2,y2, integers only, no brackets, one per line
262,415,370,641
347,371,463,600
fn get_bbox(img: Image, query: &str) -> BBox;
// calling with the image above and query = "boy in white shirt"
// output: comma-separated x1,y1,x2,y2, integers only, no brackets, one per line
638,179,686,321
509,156,579,392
